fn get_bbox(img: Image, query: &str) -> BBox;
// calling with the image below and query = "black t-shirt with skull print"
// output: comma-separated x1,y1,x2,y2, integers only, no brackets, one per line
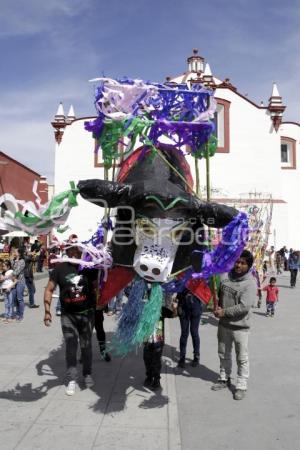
50,262,98,313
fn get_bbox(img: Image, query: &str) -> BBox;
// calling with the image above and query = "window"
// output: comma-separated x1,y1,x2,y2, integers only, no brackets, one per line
281,137,296,169
281,144,288,163
0,202,7,218
214,98,230,153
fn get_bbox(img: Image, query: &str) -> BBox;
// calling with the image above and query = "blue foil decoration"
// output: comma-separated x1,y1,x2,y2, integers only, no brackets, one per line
113,277,147,354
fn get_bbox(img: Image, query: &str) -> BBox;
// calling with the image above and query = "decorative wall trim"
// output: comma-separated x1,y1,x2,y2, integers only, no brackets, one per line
281,121,300,127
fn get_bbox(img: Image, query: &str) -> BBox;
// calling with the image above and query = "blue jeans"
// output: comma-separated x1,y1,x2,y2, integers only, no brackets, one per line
266,301,275,315
25,278,36,306
179,294,203,359
4,290,14,319
12,281,26,319
109,290,123,313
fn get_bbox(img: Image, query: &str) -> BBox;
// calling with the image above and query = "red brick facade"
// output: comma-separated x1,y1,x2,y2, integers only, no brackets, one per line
0,151,48,204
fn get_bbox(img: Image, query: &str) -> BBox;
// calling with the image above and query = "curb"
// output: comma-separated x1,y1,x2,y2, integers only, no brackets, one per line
164,320,182,450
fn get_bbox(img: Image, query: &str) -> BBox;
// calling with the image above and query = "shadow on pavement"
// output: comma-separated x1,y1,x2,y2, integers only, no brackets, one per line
0,344,65,402
0,329,197,412
90,333,173,413
252,311,267,317
164,343,219,383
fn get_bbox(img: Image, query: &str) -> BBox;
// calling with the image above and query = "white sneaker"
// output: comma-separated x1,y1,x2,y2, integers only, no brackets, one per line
65,380,76,396
84,375,94,388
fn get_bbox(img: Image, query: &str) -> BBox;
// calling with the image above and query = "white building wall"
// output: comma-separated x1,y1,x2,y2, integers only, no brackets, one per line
278,122,300,249
53,89,299,249
54,119,106,241
199,89,283,197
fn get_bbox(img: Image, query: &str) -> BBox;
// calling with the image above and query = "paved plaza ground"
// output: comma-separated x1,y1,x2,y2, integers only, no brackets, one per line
0,271,299,450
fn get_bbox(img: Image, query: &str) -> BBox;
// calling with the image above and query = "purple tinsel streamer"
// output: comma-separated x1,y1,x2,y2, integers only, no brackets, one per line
149,120,214,154
80,219,114,287
163,212,249,293
88,77,214,123
145,87,211,122
163,268,194,294
84,116,104,138
84,78,216,156
192,212,249,279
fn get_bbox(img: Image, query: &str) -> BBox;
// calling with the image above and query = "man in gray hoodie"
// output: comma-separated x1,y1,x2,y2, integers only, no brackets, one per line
212,250,257,400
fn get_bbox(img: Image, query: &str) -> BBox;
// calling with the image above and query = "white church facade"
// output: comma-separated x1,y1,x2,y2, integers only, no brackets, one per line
52,50,300,249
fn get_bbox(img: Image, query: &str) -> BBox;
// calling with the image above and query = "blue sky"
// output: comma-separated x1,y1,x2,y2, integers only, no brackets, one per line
0,0,299,181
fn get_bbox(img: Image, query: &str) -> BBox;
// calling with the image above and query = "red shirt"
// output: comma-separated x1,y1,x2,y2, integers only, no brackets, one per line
263,285,279,302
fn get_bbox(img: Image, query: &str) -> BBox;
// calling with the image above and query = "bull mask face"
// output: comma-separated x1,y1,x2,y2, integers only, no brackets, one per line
133,217,189,282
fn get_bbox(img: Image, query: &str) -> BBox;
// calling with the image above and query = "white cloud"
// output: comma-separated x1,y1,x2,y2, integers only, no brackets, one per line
0,78,97,183
0,0,87,37
0,118,54,180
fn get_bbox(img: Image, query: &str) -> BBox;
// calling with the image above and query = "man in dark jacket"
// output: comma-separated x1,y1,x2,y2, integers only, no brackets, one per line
24,253,39,308
212,250,257,400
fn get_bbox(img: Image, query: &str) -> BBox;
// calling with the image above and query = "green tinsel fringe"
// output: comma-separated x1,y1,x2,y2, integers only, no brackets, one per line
133,283,163,344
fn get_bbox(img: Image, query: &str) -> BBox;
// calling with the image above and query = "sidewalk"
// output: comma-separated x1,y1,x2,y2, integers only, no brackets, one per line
1,272,299,449
170,271,300,450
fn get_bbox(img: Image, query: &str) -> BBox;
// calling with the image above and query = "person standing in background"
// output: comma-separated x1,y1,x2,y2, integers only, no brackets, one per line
288,251,300,288
11,247,26,322
261,277,279,317
24,251,39,308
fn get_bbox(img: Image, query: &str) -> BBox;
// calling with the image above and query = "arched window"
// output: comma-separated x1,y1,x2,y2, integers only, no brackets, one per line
213,98,230,153
281,137,296,169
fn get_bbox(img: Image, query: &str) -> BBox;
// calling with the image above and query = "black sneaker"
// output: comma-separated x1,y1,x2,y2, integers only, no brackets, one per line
191,356,200,367
100,346,111,362
177,358,185,369
211,378,231,391
143,377,153,388
151,379,162,391
29,304,40,308
103,352,111,362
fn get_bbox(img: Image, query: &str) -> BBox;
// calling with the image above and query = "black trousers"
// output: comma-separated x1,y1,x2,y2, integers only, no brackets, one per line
94,309,106,351
290,269,298,287
61,309,94,380
143,342,164,381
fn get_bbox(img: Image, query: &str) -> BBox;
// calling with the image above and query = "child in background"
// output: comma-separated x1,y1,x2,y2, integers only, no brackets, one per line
262,261,268,277
262,277,279,317
0,260,16,323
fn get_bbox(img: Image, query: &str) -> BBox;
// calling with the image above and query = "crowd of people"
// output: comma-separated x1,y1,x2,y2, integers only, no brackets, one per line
1,236,299,401
42,237,296,401
264,245,300,287
0,240,43,323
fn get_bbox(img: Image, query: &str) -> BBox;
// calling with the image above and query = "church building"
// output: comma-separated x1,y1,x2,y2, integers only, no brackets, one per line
52,50,300,249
